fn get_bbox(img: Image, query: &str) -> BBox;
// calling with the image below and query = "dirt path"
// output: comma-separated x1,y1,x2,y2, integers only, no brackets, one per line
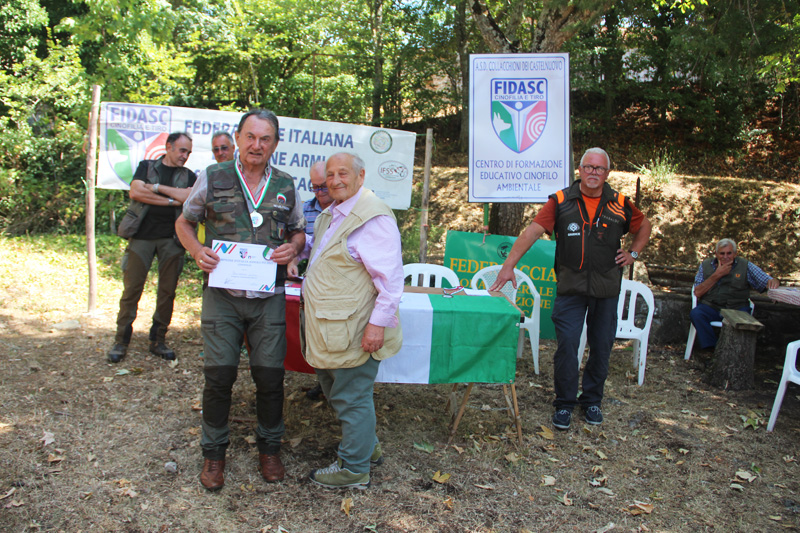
2,231,800,531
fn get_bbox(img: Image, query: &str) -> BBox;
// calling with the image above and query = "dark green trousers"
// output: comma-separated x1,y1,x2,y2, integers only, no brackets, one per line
114,237,185,344
200,287,287,459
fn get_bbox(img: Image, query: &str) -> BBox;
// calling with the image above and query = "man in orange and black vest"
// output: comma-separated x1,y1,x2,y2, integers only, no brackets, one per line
491,147,652,430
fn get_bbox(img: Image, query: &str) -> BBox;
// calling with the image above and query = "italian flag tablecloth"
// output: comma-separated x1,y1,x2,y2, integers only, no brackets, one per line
376,292,520,384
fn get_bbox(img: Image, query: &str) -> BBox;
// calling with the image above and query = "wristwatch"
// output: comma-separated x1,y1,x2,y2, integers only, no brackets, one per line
629,250,639,260
168,198,174,206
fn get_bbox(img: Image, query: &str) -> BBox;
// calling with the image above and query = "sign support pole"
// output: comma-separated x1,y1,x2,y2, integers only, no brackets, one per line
419,128,433,263
86,85,101,315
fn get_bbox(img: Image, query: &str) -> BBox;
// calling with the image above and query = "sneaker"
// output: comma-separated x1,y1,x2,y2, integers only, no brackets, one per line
552,409,572,430
309,462,369,489
370,442,384,467
336,442,384,470
584,405,603,425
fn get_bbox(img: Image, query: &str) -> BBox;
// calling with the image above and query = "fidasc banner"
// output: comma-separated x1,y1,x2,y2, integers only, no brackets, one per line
97,103,416,209
469,53,570,203
443,230,556,339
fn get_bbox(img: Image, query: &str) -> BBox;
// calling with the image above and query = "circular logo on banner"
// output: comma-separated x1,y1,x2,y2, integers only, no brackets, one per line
497,242,512,259
568,222,579,232
378,161,408,181
370,130,393,154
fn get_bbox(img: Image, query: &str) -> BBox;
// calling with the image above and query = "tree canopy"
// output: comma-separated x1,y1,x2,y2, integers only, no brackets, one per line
0,0,798,234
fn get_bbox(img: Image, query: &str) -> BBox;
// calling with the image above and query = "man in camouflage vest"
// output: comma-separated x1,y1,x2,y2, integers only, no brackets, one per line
176,109,305,491
690,238,779,351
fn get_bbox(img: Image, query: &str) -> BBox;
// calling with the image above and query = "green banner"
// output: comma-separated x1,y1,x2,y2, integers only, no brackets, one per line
443,230,556,339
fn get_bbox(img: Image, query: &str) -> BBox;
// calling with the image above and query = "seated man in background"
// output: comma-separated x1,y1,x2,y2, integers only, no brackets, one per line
690,238,779,351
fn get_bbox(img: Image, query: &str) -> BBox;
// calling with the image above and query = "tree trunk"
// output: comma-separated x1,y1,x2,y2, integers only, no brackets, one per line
708,322,757,390
489,203,526,237
600,8,623,128
371,0,384,127
457,0,470,152
471,0,607,235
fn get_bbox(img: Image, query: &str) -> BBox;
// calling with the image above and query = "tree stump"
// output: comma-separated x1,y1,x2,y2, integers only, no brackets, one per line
708,309,764,390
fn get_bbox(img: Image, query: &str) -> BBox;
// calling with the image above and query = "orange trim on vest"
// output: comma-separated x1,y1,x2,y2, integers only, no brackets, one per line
555,190,565,203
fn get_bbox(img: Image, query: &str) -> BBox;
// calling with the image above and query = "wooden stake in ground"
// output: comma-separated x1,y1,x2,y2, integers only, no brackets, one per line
419,128,433,263
85,84,101,316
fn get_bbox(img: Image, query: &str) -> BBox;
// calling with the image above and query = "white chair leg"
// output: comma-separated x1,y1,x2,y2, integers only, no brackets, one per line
684,325,697,360
767,378,789,432
637,340,647,386
529,332,540,375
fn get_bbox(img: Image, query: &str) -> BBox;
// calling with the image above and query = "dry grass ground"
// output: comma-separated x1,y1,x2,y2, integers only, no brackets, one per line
2,165,800,532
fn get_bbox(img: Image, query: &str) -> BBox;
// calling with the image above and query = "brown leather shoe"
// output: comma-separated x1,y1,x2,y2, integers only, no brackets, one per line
258,453,285,482
200,458,225,491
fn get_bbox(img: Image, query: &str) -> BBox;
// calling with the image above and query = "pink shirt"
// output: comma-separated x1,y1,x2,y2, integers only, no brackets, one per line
305,188,403,328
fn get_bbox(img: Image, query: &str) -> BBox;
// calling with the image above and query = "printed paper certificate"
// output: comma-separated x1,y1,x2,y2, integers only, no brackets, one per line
208,240,277,292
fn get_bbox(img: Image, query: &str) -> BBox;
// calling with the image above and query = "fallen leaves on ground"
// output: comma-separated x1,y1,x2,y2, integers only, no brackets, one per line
537,425,554,440
413,441,434,453
432,471,451,483
340,497,352,516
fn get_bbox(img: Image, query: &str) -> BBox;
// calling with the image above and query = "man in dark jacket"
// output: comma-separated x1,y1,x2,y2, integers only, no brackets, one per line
491,147,652,430
108,132,197,363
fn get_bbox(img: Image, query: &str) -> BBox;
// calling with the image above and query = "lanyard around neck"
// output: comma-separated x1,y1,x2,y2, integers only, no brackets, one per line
235,160,272,211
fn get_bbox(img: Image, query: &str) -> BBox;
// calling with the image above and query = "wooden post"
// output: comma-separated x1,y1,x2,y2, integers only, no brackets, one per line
85,85,101,316
709,309,764,390
418,127,433,263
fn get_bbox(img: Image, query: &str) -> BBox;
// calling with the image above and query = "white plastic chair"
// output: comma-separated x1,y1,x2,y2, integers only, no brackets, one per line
684,291,754,360
577,279,655,386
403,263,460,289
470,265,541,375
767,340,800,432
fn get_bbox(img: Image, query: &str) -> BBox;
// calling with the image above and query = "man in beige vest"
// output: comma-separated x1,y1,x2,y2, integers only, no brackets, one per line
302,152,403,489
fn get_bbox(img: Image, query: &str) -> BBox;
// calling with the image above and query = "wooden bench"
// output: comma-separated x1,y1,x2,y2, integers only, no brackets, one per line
709,309,765,390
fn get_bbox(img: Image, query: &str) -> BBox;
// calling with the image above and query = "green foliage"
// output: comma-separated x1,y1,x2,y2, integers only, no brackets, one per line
0,0,48,71
631,149,679,188
395,179,446,265
0,41,90,235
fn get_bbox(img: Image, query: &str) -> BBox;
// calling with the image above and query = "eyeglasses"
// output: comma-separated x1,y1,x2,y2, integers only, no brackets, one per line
581,164,608,175
212,146,231,153
310,186,328,193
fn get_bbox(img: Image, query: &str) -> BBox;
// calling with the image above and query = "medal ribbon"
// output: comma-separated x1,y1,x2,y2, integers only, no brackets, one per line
235,159,272,212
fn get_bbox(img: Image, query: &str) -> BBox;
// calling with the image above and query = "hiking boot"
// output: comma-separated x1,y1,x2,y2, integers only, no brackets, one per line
584,405,603,425
258,453,285,483
552,409,572,430
150,341,176,361
309,462,369,490
306,383,324,401
200,458,225,491
107,343,128,363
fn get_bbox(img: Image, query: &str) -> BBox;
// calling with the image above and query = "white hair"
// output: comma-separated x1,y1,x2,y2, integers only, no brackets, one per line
716,238,737,253
329,152,365,175
580,147,611,169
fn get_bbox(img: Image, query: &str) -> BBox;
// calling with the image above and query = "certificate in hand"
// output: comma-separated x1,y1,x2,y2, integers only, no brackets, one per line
208,240,277,292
